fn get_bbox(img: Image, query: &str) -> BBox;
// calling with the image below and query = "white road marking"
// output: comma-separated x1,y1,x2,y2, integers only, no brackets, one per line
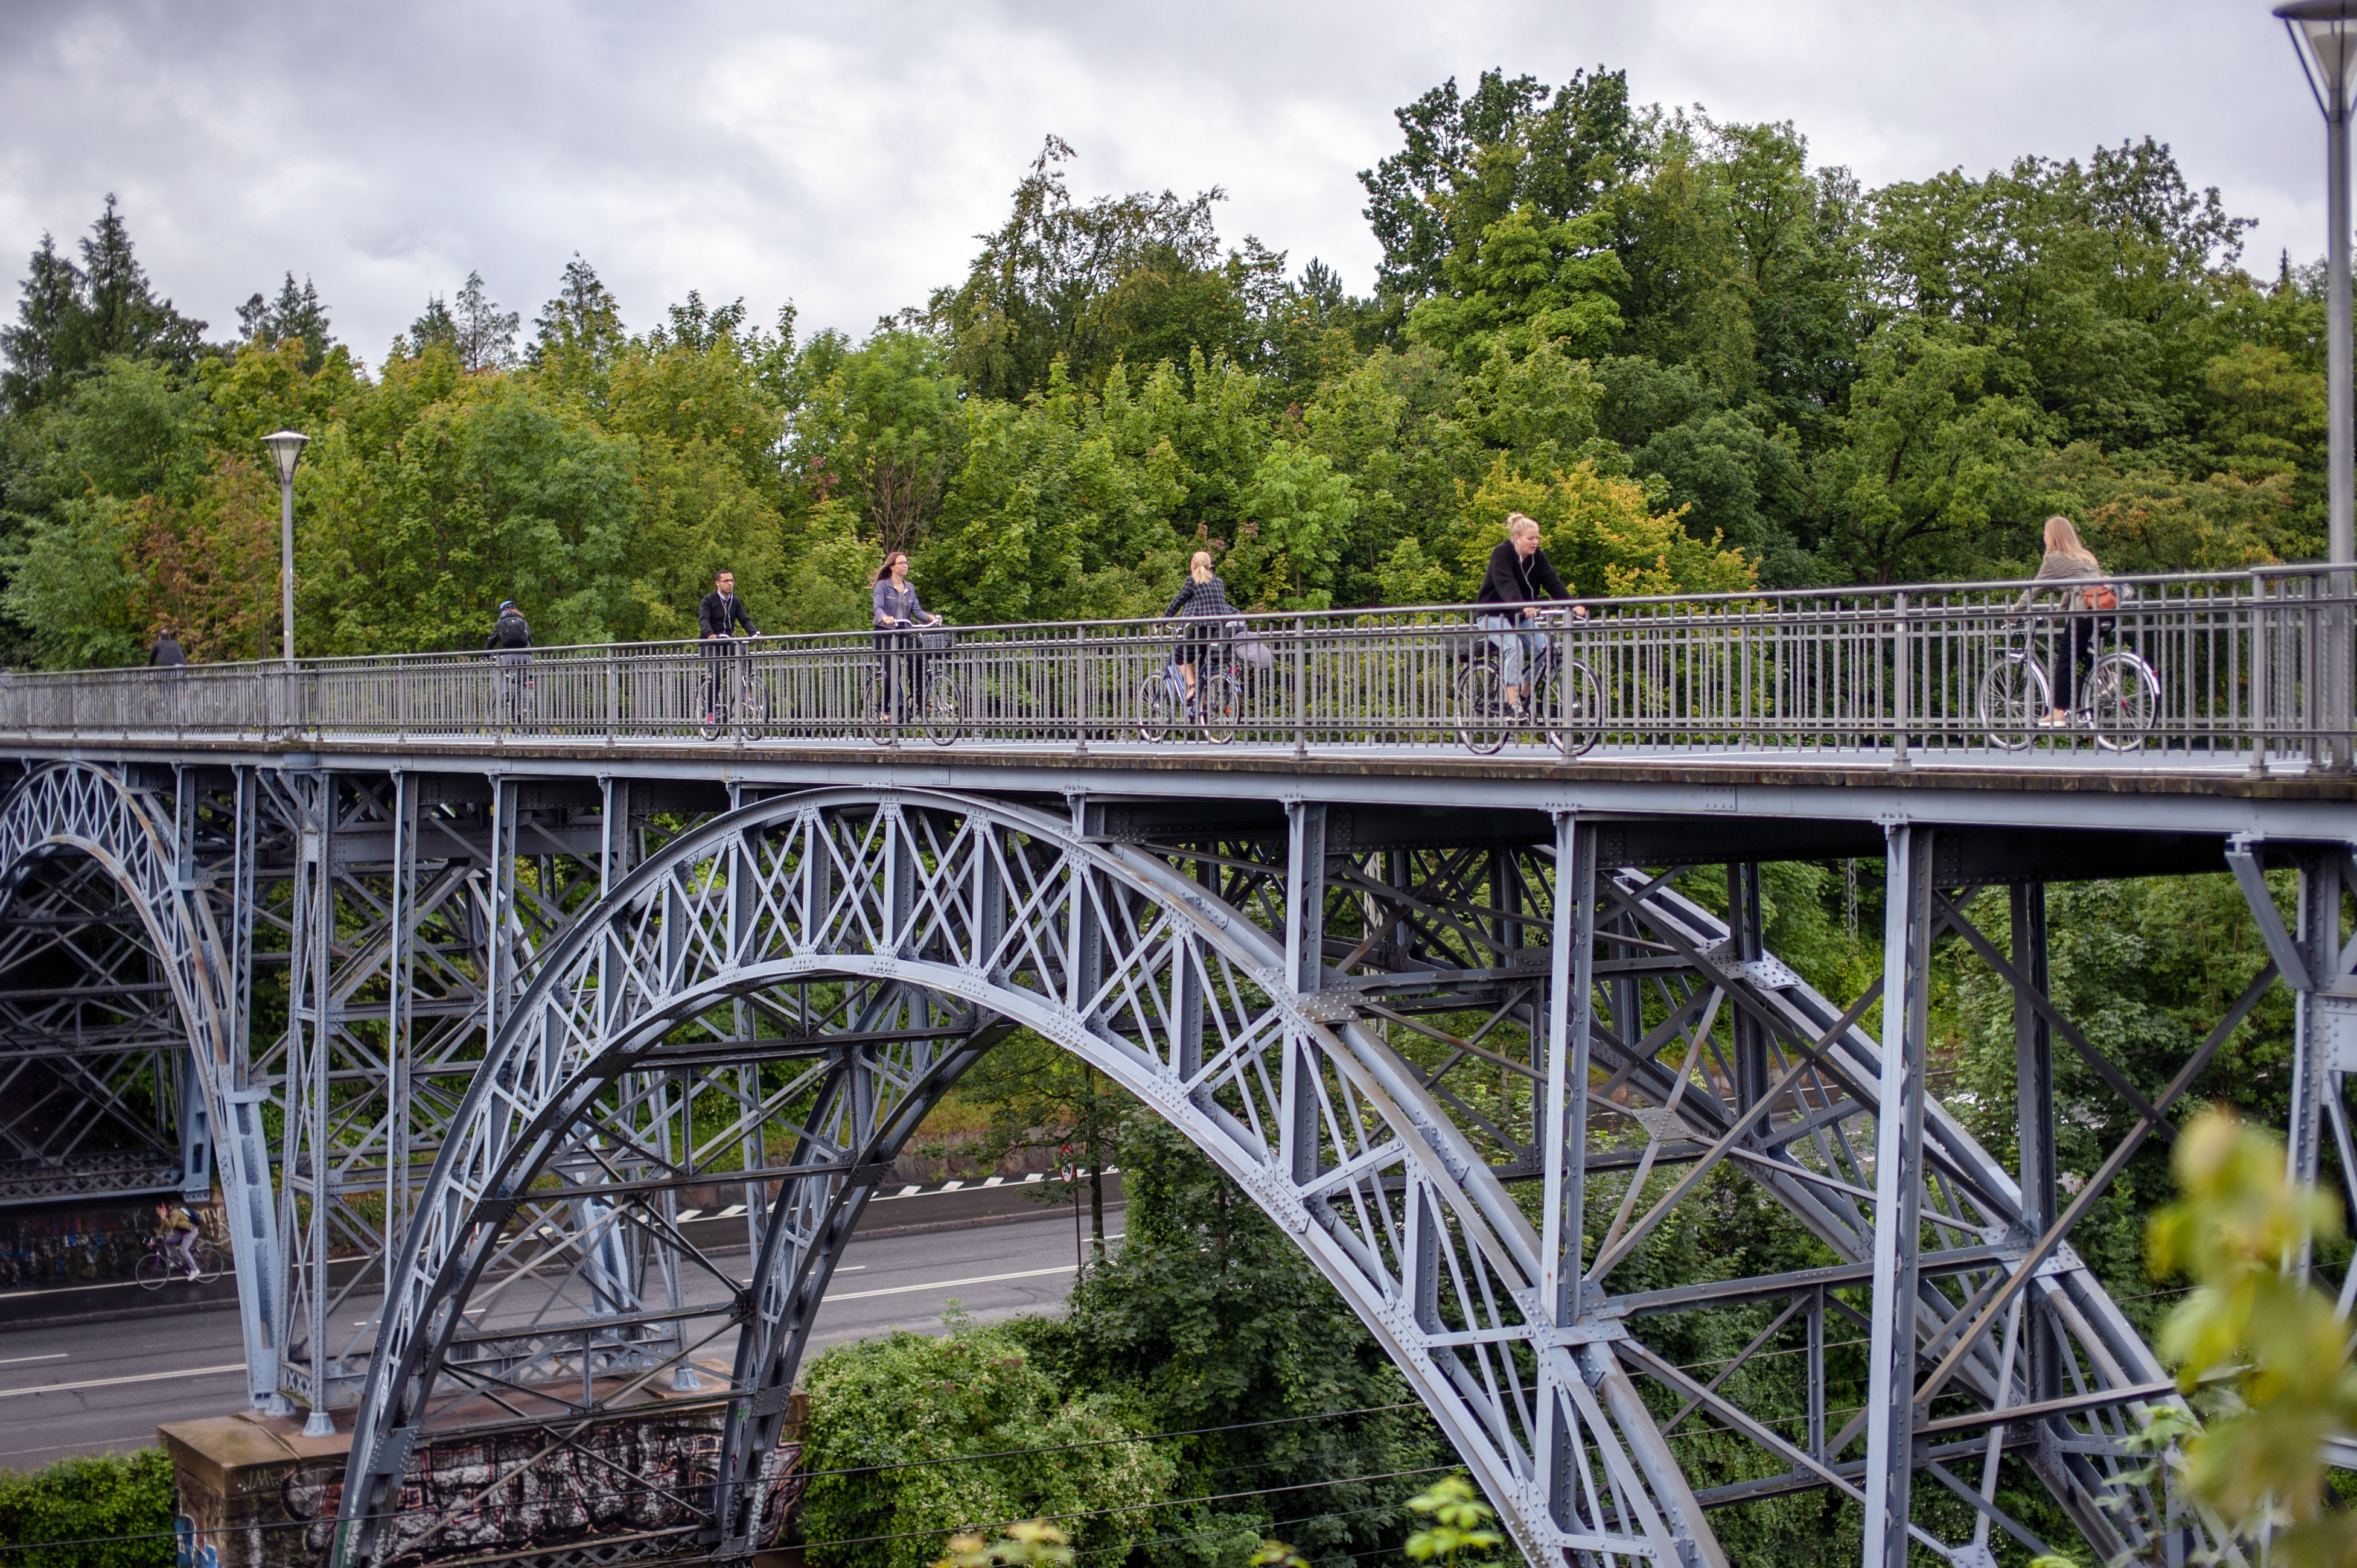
0,1362,246,1399
823,1265,1072,1301
0,1353,68,1366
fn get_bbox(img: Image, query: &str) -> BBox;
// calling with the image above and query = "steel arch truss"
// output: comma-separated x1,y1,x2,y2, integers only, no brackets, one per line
0,761,289,1402
342,788,2218,1568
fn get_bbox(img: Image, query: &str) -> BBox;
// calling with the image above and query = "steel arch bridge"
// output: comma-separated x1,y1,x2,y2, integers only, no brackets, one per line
0,744,2346,1568
315,782,2234,1568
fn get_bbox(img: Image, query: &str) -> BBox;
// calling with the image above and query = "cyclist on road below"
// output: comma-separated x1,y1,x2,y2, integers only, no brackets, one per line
155,1202,202,1280
1476,513,1586,715
700,570,759,724
872,552,940,720
2015,516,2114,728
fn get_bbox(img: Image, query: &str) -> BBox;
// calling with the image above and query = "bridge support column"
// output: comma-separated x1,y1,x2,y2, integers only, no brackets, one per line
1284,800,1327,994
2010,882,2059,1406
2228,838,2353,1280
176,1049,214,1203
1729,861,1768,1111
2291,852,2348,1276
1864,825,1934,1568
1542,813,1592,1324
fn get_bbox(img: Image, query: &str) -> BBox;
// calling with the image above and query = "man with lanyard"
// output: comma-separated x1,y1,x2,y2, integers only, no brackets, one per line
700,570,759,725
154,1202,202,1280
484,599,532,724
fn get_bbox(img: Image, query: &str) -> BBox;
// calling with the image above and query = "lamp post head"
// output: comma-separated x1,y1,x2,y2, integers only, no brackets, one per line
2279,0,2357,118
261,430,309,487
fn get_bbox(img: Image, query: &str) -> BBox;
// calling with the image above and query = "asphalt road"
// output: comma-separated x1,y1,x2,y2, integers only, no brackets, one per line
0,1208,1117,1471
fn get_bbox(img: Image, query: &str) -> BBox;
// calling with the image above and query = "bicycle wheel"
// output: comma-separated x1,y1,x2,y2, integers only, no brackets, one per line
1199,673,1242,745
698,705,724,742
922,680,963,746
1977,655,2049,751
1549,661,1603,759
189,1240,226,1284
1455,661,1509,756
864,700,896,746
2085,653,2158,753
133,1251,174,1290
1137,675,1176,744
738,676,769,735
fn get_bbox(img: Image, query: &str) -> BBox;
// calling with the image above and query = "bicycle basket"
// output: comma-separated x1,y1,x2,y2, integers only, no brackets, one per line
918,628,957,652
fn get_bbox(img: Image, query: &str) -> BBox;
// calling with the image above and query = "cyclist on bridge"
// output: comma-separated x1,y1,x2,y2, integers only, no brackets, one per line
1163,550,1234,712
872,552,940,721
1476,512,1586,715
485,600,532,722
700,569,760,725
153,1202,202,1280
2016,515,2117,729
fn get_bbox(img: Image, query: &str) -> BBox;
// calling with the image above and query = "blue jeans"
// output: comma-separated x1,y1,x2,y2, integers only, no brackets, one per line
1478,614,1548,692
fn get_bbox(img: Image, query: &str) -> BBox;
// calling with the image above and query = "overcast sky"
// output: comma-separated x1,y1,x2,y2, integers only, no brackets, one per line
0,1,2330,368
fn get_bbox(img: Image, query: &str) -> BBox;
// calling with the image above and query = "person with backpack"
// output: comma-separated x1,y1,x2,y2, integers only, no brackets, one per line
153,1202,202,1281
485,600,532,724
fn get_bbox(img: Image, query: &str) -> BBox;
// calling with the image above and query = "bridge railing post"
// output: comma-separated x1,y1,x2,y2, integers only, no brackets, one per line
1889,590,1911,770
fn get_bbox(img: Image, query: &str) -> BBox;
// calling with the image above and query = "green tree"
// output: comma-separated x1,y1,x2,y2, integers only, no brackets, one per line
1244,440,1356,608
1024,1116,1444,1568
1405,205,1625,371
235,273,334,373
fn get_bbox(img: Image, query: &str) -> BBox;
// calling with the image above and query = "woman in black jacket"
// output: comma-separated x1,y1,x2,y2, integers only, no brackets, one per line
1475,513,1585,712
1163,550,1234,708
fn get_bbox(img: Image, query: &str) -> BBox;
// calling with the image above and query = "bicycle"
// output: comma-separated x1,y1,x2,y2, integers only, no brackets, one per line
1137,651,1243,744
865,624,962,747
1455,610,1603,757
1977,626,2158,753
697,636,770,742
494,662,533,731
135,1232,225,1289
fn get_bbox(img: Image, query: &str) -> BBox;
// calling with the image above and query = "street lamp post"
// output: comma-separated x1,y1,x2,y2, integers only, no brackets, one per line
261,430,308,665
2277,1,2357,767
2280,1,2356,566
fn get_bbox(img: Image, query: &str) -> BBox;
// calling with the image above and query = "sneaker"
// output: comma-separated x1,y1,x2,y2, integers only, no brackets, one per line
183,1267,200,1281
2036,713,2072,729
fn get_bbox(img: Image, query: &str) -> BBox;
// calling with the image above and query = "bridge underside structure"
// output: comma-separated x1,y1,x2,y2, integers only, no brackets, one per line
0,736,2350,1568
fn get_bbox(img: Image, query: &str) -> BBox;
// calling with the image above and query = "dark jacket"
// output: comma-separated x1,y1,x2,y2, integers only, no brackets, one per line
148,635,187,668
485,611,531,651
1165,574,1235,619
1476,540,1571,608
700,591,756,638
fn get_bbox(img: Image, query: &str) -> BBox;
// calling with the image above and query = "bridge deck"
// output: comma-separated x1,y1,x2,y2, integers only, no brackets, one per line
7,732,2350,843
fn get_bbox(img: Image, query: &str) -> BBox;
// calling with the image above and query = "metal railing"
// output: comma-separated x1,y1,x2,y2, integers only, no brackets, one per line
1,564,2348,770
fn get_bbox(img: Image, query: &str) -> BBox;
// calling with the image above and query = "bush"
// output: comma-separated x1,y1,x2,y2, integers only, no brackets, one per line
798,1318,1171,1568
0,1448,174,1568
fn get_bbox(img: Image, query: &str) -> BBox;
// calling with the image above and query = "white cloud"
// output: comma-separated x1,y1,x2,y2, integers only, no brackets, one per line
0,0,2330,367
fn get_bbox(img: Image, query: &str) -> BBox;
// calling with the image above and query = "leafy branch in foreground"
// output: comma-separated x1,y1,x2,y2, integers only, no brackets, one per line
1401,1476,1503,1568
2145,1107,2357,1565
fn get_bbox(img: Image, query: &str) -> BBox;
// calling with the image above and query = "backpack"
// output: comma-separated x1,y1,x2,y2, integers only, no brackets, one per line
493,611,530,649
